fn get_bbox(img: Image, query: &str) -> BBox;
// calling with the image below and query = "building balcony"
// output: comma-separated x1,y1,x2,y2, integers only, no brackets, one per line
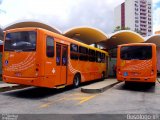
140,23,147,26
140,11,147,14
140,5,146,8
140,1,146,5
140,17,147,20
140,14,147,18
140,19,147,23
140,26,147,29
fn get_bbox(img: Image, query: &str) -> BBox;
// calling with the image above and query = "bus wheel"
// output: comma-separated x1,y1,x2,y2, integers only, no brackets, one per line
73,74,81,88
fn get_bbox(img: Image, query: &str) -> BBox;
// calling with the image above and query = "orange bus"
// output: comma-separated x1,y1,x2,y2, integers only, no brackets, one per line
117,43,157,85
2,27,108,88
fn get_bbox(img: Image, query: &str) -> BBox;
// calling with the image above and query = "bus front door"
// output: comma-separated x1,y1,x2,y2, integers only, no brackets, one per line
55,43,68,86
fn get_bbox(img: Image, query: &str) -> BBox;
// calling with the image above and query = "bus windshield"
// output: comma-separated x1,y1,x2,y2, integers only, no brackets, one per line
120,46,152,60
4,31,36,51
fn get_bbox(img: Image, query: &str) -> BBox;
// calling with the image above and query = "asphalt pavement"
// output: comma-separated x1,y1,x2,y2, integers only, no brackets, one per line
0,80,159,114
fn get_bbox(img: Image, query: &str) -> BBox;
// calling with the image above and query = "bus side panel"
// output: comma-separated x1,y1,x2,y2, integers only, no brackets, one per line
67,59,106,84
36,30,56,88
33,30,56,88
37,29,45,77
152,45,157,80
157,47,160,73
79,61,92,82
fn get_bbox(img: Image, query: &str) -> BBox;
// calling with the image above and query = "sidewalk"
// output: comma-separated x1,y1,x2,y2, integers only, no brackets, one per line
0,81,28,92
0,82,19,88
81,79,120,93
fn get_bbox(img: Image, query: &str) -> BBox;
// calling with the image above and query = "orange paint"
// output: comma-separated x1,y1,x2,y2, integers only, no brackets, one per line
117,43,157,83
2,27,108,88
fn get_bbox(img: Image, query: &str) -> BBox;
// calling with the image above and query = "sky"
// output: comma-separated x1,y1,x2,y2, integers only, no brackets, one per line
0,0,160,34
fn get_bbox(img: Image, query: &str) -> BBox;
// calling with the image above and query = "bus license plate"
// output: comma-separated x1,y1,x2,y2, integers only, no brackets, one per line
15,72,21,77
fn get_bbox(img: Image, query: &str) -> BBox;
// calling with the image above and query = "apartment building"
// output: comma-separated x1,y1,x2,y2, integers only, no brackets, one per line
114,0,152,37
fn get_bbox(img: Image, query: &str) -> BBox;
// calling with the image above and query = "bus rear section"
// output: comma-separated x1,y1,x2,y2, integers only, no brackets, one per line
117,43,157,85
3,28,45,87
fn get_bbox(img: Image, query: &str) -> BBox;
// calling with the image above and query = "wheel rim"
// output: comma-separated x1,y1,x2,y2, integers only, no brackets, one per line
75,76,79,86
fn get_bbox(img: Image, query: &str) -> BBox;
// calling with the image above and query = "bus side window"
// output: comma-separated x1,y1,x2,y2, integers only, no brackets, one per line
101,53,105,63
89,49,96,62
96,51,101,63
79,46,88,61
46,36,54,58
70,44,79,60
62,46,67,66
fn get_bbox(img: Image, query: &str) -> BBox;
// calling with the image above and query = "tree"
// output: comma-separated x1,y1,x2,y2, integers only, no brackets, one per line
114,26,130,32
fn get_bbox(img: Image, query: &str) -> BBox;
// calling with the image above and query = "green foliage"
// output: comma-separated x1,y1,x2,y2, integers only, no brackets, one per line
114,26,130,32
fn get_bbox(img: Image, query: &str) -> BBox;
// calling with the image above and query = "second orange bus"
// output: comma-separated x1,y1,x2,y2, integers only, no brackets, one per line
117,43,157,85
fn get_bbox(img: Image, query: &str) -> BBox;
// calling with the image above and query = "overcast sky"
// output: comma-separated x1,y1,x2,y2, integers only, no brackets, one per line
0,0,160,34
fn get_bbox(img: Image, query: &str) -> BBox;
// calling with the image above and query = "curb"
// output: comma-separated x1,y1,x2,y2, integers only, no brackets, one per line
81,81,120,93
0,84,29,92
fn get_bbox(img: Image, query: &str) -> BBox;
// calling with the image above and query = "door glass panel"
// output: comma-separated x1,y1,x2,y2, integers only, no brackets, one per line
62,46,67,66
56,44,61,66
46,36,54,57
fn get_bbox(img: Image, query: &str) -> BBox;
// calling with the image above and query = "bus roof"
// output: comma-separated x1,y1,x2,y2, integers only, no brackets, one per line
118,43,156,47
4,27,108,55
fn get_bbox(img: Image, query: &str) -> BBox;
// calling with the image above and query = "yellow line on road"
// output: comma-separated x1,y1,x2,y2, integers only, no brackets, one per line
39,97,66,108
77,95,97,105
39,93,99,108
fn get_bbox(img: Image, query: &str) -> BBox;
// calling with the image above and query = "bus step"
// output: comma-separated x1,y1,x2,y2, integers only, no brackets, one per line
54,85,66,89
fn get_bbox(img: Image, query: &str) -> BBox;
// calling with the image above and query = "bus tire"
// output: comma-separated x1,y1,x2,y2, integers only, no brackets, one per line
73,74,81,88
